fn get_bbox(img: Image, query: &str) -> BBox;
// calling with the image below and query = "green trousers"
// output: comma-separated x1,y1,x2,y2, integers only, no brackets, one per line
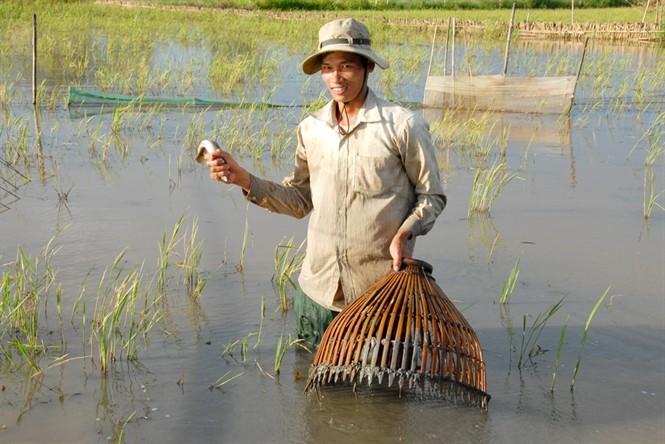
295,287,337,347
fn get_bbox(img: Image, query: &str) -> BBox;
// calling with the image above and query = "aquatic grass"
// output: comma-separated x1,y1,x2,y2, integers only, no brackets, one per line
499,253,522,304
273,236,305,311
0,240,61,376
70,271,92,352
0,80,12,107
643,167,665,220
208,48,277,95
154,214,210,297
429,110,502,165
209,370,244,391
157,215,185,293
221,332,257,364
0,239,60,353
468,160,521,216
550,314,570,392
1,113,30,167
116,411,136,444
628,111,664,166
487,232,501,265
179,216,208,297
184,109,207,161
90,249,164,372
274,334,308,374
571,286,609,390
254,297,266,350
238,205,251,273
7,338,41,374
518,297,565,369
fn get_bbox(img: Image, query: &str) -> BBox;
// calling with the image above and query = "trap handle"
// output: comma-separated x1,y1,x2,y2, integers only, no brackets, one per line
402,258,433,274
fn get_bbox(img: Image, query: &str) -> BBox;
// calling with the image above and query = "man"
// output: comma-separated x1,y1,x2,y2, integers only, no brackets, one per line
205,18,446,346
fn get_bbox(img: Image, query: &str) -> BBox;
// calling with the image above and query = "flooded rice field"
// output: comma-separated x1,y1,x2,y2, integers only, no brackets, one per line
1,6,664,444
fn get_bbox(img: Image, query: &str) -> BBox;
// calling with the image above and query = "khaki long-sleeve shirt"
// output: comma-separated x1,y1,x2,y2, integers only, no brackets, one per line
244,89,446,311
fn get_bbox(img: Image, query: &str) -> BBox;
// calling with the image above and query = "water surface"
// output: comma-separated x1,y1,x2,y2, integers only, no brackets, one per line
1,9,664,444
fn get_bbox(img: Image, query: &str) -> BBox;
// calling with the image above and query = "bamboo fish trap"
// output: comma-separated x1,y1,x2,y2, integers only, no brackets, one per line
305,258,490,408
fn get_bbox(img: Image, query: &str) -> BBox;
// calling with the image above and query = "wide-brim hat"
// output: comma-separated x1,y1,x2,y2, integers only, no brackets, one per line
302,18,389,75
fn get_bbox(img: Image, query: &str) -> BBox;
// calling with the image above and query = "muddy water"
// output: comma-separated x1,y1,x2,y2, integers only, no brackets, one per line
1,17,664,444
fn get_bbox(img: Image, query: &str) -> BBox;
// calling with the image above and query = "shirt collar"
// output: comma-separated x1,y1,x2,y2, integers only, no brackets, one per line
310,88,382,129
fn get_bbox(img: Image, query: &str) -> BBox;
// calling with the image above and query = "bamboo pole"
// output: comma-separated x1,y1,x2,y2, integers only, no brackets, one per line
502,4,516,76
567,37,589,115
443,17,450,77
427,24,438,78
32,14,37,105
451,17,456,79
642,0,651,25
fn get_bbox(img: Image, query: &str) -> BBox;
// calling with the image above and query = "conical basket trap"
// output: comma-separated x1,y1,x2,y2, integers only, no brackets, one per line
305,258,490,408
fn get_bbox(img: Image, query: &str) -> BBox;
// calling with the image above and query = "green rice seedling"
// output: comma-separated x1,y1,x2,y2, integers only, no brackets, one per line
435,112,498,165
123,292,164,363
1,238,60,359
499,304,516,372
467,210,500,261
221,339,241,358
518,297,565,369
643,167,665,219
269,125,297,162
628,111,665,166
90,251,136,371
90,249,163,372
54,284,64,345
550,314,570,392
71,270,92,351
305,90,330,114
254,297,266,350
116,411,136,444
487,233,500,265
571,286,610,391
209,370,244,391
184,109,207,159
221,332,256,364
498,124,510,160
273,236,305,311
274,334,308,374
240,335,250,364
8,338,41,374
499,253,522,304
1,114,30,166
468,160,521,217
237,204,252,273
0,80,11,107
177,216,207,297
157,215,185,293
645,138,664,168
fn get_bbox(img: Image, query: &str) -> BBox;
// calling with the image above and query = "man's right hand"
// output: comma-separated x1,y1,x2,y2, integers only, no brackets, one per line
206,149,251,191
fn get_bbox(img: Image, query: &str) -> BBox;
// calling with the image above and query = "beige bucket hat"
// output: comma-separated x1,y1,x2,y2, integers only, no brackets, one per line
302,18,389,75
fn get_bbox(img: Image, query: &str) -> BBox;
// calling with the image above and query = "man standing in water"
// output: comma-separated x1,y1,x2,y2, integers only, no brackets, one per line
205,18,446,345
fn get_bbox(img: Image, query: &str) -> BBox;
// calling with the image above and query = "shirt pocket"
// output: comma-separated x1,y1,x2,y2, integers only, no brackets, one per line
352,154,403,197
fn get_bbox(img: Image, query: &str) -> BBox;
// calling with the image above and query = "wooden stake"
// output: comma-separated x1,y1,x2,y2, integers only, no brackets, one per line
503,4,516,76
642,0,651,25
427,24,438,78
32,14,37,106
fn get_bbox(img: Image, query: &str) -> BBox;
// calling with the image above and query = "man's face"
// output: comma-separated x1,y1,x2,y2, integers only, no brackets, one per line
320,52,371,105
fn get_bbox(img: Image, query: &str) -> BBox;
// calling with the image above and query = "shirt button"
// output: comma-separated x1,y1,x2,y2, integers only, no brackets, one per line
338,209,343,214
